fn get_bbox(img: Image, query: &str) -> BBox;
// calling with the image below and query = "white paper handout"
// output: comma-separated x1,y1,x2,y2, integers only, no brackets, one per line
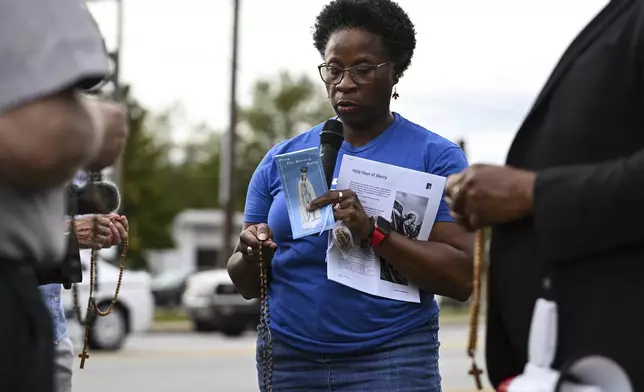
326,155,448,303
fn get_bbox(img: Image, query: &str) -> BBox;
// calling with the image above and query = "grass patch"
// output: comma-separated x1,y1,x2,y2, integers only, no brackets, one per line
154,307,189,323
439,306,470,317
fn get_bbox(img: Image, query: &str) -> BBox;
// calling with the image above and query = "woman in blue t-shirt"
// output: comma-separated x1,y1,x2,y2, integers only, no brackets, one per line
227,0,474,390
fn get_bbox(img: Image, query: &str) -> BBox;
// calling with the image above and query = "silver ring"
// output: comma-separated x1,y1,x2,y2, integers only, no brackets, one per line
338,191,343,199
246,246,254,255
334,203,340,210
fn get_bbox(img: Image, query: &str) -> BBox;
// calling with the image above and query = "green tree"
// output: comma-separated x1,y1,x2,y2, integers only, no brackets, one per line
171,123,221,209
118,72,331,268
119,94,185,269
235,72,334,209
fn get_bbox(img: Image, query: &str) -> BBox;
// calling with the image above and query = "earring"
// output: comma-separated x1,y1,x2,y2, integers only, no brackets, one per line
392,86,399,100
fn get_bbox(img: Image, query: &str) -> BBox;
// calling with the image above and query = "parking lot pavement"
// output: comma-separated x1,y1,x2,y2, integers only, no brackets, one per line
69,322,492,392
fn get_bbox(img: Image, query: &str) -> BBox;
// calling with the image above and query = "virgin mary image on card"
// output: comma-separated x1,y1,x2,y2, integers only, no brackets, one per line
298,165,321,229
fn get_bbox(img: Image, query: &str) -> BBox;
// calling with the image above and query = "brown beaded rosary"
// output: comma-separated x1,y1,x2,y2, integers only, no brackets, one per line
69,172,128,369
467,229,486,390
257,241,273,391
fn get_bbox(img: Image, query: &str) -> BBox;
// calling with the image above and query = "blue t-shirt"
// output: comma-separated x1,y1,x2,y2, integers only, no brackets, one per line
244,113,468,354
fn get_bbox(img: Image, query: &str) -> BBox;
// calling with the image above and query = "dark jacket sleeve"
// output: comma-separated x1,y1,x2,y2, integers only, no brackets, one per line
532,149,644,263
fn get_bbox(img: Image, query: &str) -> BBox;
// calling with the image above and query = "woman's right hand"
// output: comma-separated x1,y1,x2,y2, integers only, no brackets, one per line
239,223,277,264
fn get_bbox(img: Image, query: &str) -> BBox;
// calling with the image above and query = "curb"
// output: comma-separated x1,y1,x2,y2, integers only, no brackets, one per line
149,321,192,333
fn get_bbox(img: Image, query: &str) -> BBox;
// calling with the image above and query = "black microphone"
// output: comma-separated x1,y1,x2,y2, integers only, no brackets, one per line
319,119,344,189
66,181,121,215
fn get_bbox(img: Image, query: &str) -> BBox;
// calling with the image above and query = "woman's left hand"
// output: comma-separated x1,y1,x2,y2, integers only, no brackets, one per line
307,189,373,239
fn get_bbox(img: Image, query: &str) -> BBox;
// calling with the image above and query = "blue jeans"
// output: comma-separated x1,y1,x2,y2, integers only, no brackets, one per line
256,316,442,391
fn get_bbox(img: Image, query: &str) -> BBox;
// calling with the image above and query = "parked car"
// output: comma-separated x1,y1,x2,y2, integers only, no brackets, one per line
62,249,155,351
182,268,260,336
151,267,193,308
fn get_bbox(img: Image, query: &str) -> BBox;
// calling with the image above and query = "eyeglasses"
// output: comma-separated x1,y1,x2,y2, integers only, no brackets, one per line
318,63,388,85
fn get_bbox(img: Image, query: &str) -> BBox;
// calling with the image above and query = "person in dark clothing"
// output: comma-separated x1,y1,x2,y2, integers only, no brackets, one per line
445,0,644,390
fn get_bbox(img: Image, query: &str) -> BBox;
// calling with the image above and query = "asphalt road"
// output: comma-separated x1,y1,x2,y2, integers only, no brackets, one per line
69,323,492,392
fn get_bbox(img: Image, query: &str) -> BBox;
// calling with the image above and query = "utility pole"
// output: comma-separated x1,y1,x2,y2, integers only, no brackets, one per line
220,0,241,265
86,0,125,264
112,0,126,263
85,0,125,189
110,0,125,189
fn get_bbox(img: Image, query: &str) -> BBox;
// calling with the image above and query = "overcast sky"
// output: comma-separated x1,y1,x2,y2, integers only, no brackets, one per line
88,0,608,164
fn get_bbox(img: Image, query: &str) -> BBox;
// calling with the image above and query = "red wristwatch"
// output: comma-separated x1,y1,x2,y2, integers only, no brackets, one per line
370,216,392,248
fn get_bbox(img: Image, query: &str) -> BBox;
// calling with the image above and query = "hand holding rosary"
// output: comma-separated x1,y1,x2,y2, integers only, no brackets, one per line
69,172,129,369
243,230,275,392
306,189,373,252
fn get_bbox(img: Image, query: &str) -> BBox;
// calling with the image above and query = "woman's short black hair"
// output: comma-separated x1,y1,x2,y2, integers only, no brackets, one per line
313,0,417,79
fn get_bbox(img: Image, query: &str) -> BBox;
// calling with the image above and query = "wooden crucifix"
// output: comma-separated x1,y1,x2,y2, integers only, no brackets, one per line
78,350,90,369
469,361,484,390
